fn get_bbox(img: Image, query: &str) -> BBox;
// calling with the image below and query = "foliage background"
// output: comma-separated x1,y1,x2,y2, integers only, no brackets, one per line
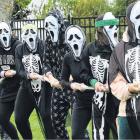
14,0,136,19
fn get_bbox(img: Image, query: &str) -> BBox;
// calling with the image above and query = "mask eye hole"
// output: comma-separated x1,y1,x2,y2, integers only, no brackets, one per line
30,29,36,34
68,35,73,41
109,25,114,29
49,22,55,27
45,22,48,28
136,15,140,19
75,34,81,40
25,29,29,35
0,29,2,34
4,29,8,33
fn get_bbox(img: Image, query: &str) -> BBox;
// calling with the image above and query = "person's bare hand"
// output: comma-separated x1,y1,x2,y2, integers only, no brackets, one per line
70,82,81,92
52,80,62,89
103,83,109,92
79,83,94,92
29,73,39,80
49,78,62,89
4,70,16,77
128,82,140,93
95,82,109,92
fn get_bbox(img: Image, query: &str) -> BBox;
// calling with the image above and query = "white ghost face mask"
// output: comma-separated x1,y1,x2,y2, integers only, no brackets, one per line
0,22,11,51
103,12,119,50
65,25,85,61
130,1,140,40
44,15,60,43
22,24,37,52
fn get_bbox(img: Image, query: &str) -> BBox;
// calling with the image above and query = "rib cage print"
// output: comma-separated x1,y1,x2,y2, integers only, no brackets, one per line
22,54,42,93
89,55,108,112
125,46,140,118
89,55,109,83
125,47,140,82
22,54,41,73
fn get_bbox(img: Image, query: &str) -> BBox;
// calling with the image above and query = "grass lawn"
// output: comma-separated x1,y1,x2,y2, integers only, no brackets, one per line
11,109,93,140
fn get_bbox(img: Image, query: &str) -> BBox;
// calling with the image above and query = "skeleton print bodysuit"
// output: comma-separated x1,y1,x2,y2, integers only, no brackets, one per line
109,41,140,138
14,38,46,139
110,41,140,116
15,39,45,98
81,41,118,140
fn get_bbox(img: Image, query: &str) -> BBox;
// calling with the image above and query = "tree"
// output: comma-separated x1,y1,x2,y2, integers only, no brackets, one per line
0,0,31,22
72,0,110,17
15,0,31,9
40,0,111,18
113,0,136,15
0,0,14,23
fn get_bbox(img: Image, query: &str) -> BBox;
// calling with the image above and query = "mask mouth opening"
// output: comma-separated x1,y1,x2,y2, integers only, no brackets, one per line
73,44,79,56
3,37,7,41
29,38,33,42
114,32,117,38
50,31,54,39
74,44,78,50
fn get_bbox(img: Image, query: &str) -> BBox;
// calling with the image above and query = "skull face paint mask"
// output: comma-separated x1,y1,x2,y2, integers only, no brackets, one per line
44,15,59,43
130,1,140,40
103,12,119,50
22,24,37,52
0,22,11,51
65,25,85,61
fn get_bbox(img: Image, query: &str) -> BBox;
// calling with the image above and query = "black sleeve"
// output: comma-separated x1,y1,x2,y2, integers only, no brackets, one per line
15,45,28,80
43,43,52,74
108,49,119,84
80,45,94,86
60,54,71,89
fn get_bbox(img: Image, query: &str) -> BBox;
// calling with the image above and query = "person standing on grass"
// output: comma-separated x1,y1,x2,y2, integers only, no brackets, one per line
60,25,93,140
43,9,72,139
80,12,119,140
14,23,46,139
109,1,140,139
0,21,21,139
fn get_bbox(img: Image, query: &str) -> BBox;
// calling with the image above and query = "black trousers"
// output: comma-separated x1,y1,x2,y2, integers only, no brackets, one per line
14,86,39,139
72,103,92,140
0,100,18,139
39,82,57,139
127,116,140,139
92,104,117,140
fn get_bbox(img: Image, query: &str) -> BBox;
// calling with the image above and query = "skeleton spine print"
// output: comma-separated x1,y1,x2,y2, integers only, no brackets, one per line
22,54,42,92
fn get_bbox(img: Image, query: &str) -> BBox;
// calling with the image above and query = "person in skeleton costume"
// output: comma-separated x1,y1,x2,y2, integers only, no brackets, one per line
0,21,21,139
80,12,119,140
14,23,46,139
43,9,72,139
60,25,93,139
109,1,140,139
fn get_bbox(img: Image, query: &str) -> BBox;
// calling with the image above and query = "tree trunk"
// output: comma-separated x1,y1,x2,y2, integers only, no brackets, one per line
0,0,14,23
